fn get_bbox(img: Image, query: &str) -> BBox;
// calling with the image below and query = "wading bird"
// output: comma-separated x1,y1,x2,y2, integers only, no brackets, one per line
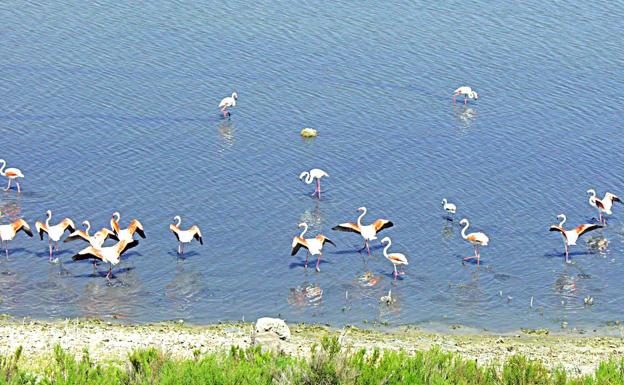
72,240,139,280
110,212,146,241
0,213,33,259
291,222,335,272
169,215,203,254
381,237,408,280
587,189,621,225
299,168,329,199
332,207,393,254
35,210,76,261
459,218,489,266
219,92,238,117
549,214,602,263
453,86,478,104
0,159,24,193
442,198,457,215
65,220,118,249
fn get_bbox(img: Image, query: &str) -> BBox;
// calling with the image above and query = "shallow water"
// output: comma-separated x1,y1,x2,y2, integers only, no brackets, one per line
1,1,624,332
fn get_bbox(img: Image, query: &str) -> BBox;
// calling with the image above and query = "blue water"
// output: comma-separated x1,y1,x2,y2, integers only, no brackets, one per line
1,1,624,333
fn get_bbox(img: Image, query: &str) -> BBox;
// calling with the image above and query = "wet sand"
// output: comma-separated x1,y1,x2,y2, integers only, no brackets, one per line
1,318,623,375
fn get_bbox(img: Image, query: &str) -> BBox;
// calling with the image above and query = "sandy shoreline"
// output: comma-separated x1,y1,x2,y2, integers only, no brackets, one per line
0,318,623,375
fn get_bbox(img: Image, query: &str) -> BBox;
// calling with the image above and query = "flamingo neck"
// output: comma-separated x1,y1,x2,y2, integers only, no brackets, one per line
558,215,566,227
382,239,391,258
299,223,308,238
301,172,312,184
0,160,5,175
357,208,367,227
174,216,182,227
461,221,470,239
84,221,91,235
442,198,447,205
45,212,52,227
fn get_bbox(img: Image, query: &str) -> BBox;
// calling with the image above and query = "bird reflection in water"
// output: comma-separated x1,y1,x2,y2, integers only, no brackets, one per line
288,282,323,308
358,271,381,288
217,120,236,151
454,105,477,128
0,199,21,218
586,235,608,255
299,201,324,230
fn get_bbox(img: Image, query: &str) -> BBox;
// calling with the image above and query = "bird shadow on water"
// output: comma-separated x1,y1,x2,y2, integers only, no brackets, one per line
34,249,73,259
543,250,592,259
167,251,200,259
71,266,135,279
289,259,333,270
329,244,383,255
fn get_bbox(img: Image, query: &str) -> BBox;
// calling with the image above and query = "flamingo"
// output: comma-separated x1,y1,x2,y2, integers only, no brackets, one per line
0,159,24,193
0,214,33,259
299,168,329,199
587,189,621,225
110,212,146,241
34,210,76,261
549,214,602,263
332,207,393,255
442,198,457,215
218,92,238,117
291,222,335,272
381,237,408,280
169,215,203,254
453,86,478,105
64,220,118,248
459,218,489,266
72,240,139,280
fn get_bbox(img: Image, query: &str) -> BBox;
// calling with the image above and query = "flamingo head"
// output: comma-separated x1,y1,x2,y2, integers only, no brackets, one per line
45,210,52,218
297,222,306,229
459,219,468,226
471,91,478,100
381,236,390,245
82,220,89,228
298,171,307,180
112,211,120,221
173,215,181,224
357,206,366,212
586,189,596,196
232,92,238,100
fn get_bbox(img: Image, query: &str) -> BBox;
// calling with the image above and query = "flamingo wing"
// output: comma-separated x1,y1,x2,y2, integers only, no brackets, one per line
72,246,104,261
549,225,566,238
14,220,33,237
332,222,361,234
169,224,180,241
291,237,308,256
118,239,139,255
373,219,394,233
131,220,146,238
191,226,203,245
64,230,90,243
34,221,47,240
574,224,602,237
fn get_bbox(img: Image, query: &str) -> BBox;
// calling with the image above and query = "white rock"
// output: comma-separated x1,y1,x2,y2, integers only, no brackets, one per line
255,317,290,340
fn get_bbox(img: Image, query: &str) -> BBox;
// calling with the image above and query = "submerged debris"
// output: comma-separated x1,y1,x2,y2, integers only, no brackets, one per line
300,128,317,138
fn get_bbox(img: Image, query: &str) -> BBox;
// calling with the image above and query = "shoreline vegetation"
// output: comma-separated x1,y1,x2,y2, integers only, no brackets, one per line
0,318,624,383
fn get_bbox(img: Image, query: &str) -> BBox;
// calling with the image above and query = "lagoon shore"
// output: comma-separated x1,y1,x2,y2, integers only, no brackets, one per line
0,318,623,375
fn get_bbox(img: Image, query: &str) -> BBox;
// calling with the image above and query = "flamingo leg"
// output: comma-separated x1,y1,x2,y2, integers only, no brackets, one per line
464,95,468,105
476,245,480,267
106,266,112,281
181,243,184,254
453,94,457,104
316,253,321,272
393,264,398,280
16,181,20,193
316,179,321,199
5,241,9,260
55,241,59,252
4,179,10,191
463,245,478,262
304,251,309,268
366,240,371,255
564,243,569,263
48,241,52,261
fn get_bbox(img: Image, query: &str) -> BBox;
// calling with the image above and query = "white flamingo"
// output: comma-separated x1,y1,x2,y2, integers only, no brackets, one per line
549,214,602,263
72,240,139,280
459,218,489,266
0,159,24,193
299,168,329,199
291,222,335,272
35,210,76,261
0,214,33,259
332,207,393,255
587,189,621,225
442,198,457,215
453,86,478,104
218,92,238,117
169,215,203,254
381,237,408,279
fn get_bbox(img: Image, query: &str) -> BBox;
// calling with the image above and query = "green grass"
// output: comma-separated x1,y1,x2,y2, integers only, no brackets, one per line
0,337,623,384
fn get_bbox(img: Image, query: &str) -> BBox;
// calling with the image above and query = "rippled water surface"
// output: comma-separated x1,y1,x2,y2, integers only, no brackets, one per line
1,1,624,332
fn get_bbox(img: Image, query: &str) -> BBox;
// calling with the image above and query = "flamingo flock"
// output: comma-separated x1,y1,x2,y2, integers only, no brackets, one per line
0,86,620,288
